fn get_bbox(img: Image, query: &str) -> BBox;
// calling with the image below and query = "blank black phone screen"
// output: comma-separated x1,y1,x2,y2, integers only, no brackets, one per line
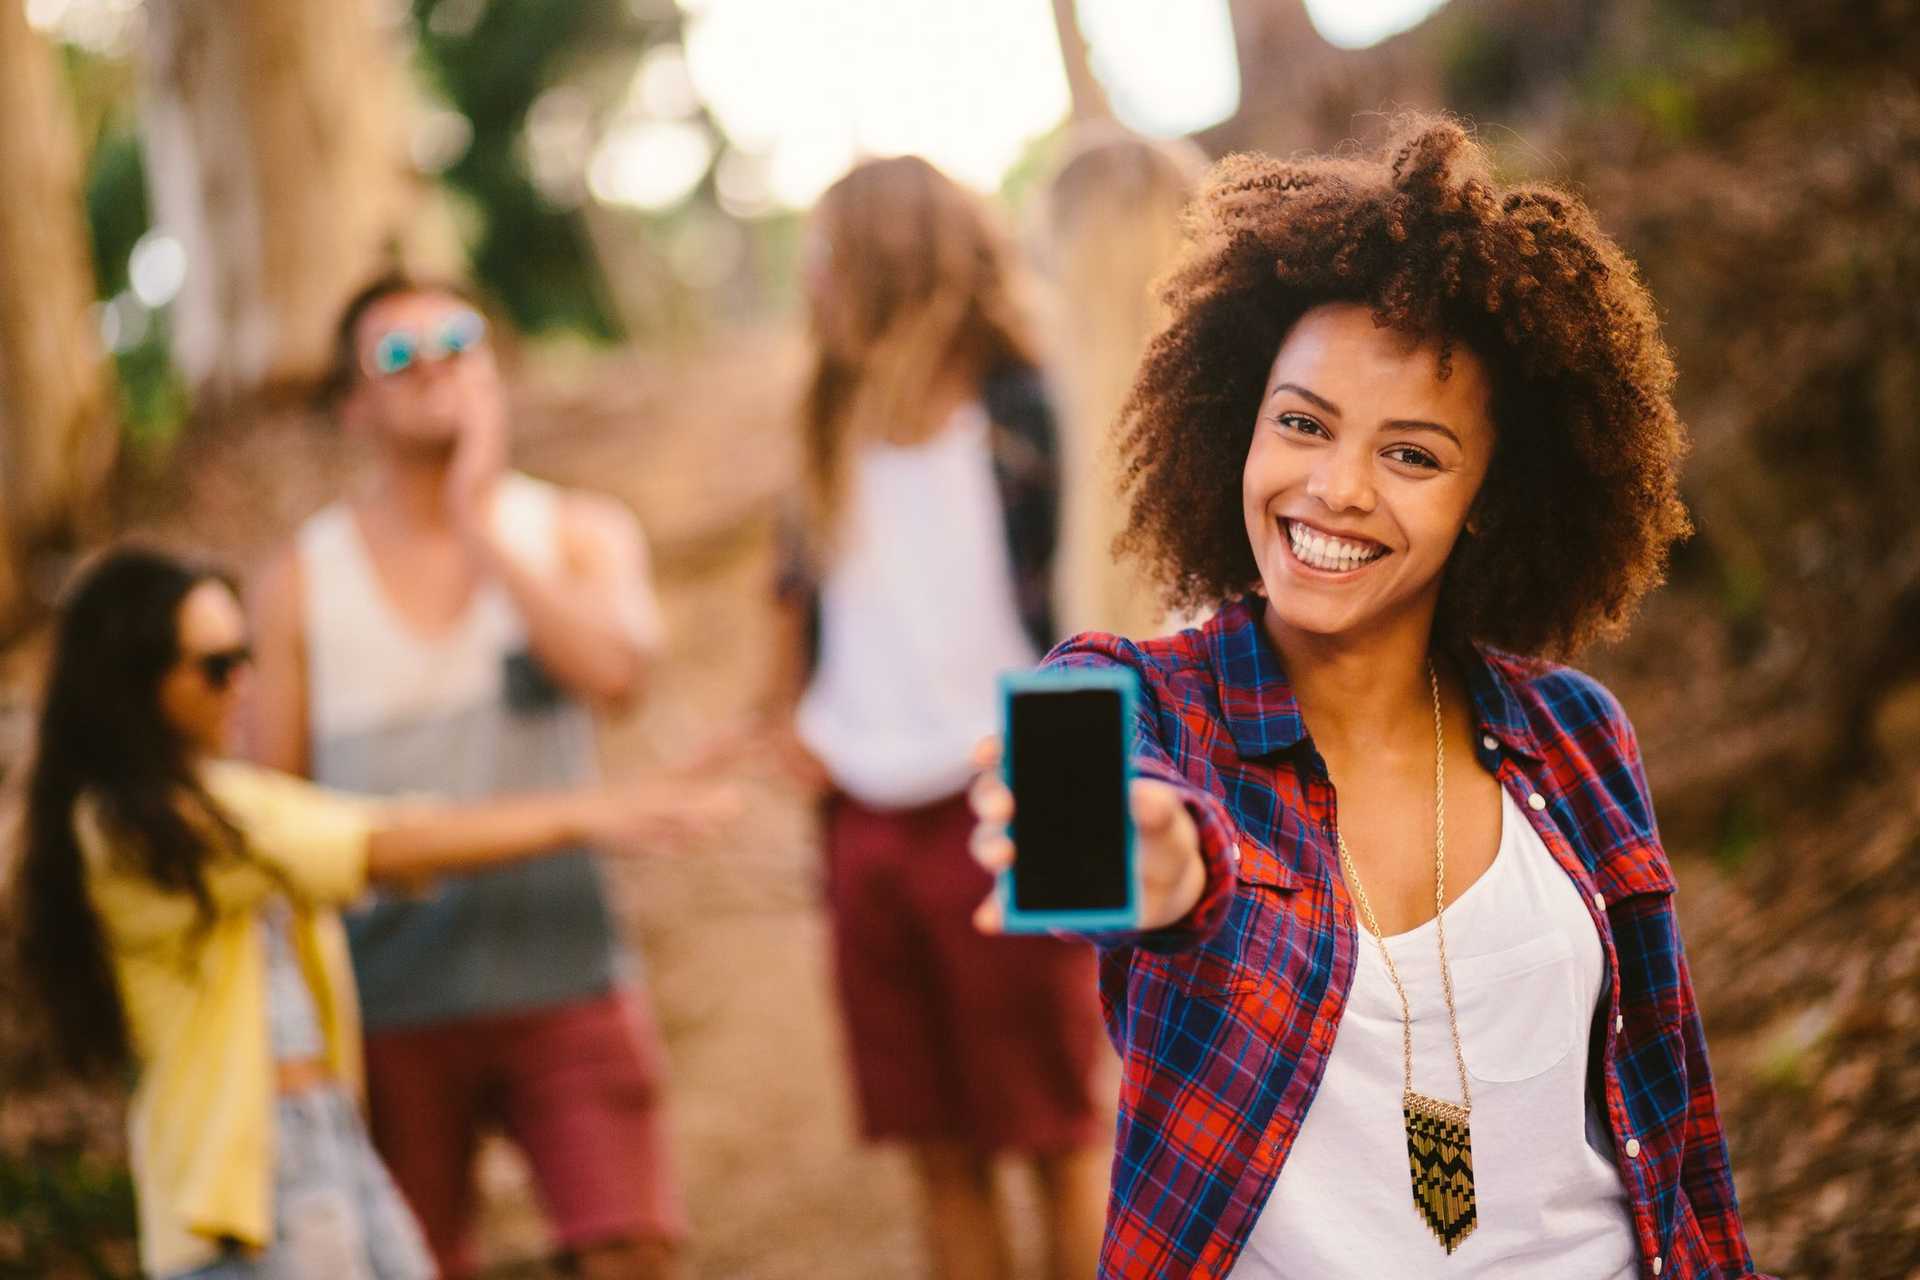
1008,688,1130,913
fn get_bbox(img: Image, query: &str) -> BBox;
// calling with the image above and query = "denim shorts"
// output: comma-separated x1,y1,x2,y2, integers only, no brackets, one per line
171,1086,434,1280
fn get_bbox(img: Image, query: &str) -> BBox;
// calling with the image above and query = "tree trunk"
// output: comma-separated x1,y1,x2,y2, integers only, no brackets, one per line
140,0,446,405
0,1,118,619
1049,0,1114,123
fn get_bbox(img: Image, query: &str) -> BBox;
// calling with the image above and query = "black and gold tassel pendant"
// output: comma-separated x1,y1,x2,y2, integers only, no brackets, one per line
1404,1091,1477,1253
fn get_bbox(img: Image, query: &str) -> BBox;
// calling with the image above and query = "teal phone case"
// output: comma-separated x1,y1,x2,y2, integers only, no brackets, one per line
996,667,1140,933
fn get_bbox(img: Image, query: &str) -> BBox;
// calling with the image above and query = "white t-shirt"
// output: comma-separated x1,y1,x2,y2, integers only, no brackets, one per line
796,403,1040,809
1229,786,1639,1279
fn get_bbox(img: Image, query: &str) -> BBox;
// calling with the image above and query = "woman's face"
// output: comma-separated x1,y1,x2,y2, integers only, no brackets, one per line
1242,303,1497,645
157,580,253,758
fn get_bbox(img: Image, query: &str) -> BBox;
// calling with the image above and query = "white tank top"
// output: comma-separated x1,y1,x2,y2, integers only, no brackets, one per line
795,403,1040,810
297,473,618,1029
301,473,559,742
1230,786,1638,1279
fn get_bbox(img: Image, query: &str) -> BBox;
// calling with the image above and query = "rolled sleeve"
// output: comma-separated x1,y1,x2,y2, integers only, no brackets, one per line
1044,633,1243,954
202,761,381,907
1129,758,1239,953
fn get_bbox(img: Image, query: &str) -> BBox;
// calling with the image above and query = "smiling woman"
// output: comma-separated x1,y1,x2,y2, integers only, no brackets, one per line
1118,117,1691,659
1246,308,1499,637
966,114,1770,1280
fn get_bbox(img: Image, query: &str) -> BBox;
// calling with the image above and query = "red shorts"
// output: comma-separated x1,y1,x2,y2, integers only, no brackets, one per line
824,790,1106,1154
362,988,686,1277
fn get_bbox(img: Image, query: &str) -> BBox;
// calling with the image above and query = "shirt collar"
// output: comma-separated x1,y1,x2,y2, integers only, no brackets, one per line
1204,597,1545,763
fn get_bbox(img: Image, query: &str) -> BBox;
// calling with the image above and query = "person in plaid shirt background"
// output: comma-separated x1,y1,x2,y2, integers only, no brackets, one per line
970,115,1770,1279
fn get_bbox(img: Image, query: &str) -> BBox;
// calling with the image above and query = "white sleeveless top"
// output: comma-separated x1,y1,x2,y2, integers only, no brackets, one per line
302,473,561,742
298,473,619,1030
1230,787,1638,1279
795,403,1040,810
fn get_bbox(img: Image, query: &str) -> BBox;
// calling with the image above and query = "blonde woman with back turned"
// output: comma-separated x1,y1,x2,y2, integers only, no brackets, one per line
1040,126,1207,639
766,155,1107,1280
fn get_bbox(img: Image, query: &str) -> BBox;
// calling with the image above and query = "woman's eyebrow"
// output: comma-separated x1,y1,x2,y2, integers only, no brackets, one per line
1269,382,1341,416
1383,418,1462,447
1270,382,1463,447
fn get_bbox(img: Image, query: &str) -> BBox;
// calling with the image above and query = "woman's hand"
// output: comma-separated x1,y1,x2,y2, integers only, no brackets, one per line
965,736,1207,934
581,772,743,853
692,714,832,793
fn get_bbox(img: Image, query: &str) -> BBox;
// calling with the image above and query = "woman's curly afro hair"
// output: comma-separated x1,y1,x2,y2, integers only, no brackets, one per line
1117,114,1691,658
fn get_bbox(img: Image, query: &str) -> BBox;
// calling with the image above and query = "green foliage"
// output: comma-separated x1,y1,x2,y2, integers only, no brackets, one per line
1713,788,1769,870
113,331,190,451
999,120,1071,217
83,130,147,299
1751,1032,1815,1096
0,1151,135,1279
1441,21,1527,120
1576,11,1785,143
411,0,660,338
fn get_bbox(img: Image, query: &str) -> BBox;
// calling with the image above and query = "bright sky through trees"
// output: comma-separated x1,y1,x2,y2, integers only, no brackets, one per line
664,0,1446,211
22,0,1453,216
673,0,1249,208
1302,0,1452,48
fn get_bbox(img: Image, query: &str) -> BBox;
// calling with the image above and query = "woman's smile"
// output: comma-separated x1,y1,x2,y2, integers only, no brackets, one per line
1280,516,1392,576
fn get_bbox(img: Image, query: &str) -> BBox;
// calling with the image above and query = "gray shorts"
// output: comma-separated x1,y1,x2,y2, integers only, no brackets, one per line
170,1086,434,1280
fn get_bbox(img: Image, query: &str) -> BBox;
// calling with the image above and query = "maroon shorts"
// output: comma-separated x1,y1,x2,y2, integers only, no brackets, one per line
362,988,687,1277
824,790,1106,1154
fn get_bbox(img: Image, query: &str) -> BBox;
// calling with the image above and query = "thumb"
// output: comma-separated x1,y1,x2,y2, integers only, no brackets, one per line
1131,781,1179,838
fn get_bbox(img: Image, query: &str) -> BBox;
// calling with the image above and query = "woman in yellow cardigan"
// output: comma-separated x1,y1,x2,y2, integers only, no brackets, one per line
10,547,724,1279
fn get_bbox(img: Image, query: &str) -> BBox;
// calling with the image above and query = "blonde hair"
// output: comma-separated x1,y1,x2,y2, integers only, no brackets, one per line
799,156,1038,551
1039,127,1208,638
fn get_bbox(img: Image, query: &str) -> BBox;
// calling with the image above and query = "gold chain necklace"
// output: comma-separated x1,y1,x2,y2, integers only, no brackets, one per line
1333,661,1478,1253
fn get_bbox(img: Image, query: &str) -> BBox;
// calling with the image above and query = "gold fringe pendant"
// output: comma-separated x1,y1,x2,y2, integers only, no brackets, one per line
1403,1090,1477,1253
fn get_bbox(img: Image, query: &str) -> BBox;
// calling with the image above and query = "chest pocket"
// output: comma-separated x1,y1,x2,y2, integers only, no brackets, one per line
1453,931,1580,1083
1590,837,1683,1031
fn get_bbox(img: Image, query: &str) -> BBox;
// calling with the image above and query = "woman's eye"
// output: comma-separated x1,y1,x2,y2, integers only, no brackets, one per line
1276,412,1326,437
1386,445,1441,470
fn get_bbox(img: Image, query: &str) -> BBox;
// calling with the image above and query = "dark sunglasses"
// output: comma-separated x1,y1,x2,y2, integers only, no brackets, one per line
363,308,488,379
187,646,253,690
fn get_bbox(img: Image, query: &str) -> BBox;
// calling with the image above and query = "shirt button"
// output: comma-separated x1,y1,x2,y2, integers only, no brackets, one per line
1652,1257,1663,1276
1593,892,1607,913
1615,1013,1624,1034
1481,734,1498,751
1527,792,1547,811
1625,1137,1641,1158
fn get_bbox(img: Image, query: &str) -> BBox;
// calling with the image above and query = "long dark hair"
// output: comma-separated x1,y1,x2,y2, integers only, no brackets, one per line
11,547,242,1077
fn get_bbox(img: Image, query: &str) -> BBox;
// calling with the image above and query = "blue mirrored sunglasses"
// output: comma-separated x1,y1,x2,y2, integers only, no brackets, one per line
365,309,488,378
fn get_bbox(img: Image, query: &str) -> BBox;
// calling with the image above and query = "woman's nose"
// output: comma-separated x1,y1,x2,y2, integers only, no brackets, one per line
1306,447,1376,513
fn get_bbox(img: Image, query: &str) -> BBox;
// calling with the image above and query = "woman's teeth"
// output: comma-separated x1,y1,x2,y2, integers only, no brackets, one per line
1286,520,1387,573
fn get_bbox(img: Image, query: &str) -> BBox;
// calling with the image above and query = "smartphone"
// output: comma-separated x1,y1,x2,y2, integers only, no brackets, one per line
997,668,1140,932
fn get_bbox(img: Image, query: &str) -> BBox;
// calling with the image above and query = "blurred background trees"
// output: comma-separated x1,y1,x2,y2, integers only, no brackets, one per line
0,0,115,624
139,0,443,403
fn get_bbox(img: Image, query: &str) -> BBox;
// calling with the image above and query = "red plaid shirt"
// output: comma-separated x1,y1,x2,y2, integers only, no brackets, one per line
1047,598,1766,1279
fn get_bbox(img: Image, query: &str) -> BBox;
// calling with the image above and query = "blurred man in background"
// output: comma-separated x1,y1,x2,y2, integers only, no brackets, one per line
249,273,687,1279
